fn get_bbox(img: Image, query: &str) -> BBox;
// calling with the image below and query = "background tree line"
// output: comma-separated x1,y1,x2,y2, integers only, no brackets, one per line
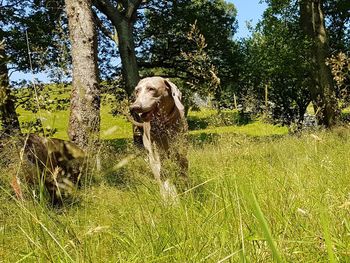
0,0,349,146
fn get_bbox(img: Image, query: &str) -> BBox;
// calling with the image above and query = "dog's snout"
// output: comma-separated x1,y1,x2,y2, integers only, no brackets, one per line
130,103,142,113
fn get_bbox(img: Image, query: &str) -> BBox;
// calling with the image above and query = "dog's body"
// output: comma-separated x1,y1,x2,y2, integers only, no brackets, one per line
130,77,188,198
2,134,85,203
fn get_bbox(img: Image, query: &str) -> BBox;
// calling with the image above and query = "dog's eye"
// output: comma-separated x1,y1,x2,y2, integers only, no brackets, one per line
147,87,155,92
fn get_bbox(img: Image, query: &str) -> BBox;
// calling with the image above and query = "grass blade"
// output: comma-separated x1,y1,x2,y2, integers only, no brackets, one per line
320,210,336,263
250,192,284,263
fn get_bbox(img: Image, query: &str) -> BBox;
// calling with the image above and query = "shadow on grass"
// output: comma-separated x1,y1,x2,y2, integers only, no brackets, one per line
103,129,287,153
187,110,252,131
187,116,210,130
188,132,286,148
189,132,221,146
103,137,132,153
103,167,136,189
341,112,350,123
103,132,224,151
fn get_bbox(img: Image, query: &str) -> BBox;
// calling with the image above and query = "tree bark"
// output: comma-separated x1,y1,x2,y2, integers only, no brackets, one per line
93,0,142,145
93,0,141,96
116,19,140,95
0,42,21,137
300,0,339,127
115,19,143,145
65,0,100,149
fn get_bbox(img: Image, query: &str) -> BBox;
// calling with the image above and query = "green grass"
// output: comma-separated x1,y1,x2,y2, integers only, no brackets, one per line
1,119,350,261
17,106,288,140
17,104,133,140
3,86,350,262
190,121,287,137
1,89,348,261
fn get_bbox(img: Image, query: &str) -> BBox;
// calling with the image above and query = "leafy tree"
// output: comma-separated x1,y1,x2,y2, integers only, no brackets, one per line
180,22,220,113
93,0,143,95
300,0,339,127
238,0,347,128
138,0,239,109
326,52,350,109
0,41,20,136
0,0,65,135
92,0,145,144
324,0,350,52
238,1,312,127
323,0,350,110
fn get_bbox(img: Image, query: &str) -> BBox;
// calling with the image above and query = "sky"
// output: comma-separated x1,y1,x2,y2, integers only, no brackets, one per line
10,0,267,83
230,0,267,39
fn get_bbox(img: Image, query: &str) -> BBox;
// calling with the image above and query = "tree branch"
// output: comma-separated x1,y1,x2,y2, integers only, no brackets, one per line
138,60,198,80
15,96,32,109
152,74,188,80
92,10,115,41
93,0,122,26
126,0,143,19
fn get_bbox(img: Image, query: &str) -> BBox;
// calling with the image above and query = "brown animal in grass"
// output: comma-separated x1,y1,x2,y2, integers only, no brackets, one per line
129,77,189,200
7,134,85,203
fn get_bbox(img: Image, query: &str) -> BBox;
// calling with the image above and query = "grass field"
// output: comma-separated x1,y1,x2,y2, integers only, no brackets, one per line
16,105,288,140
1,104,350,262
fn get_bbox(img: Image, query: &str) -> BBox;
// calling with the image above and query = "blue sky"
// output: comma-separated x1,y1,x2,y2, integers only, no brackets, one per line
10,0,267,83
230,0,267,38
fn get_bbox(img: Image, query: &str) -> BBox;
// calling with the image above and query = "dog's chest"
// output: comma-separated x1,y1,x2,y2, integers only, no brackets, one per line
151,117,182,136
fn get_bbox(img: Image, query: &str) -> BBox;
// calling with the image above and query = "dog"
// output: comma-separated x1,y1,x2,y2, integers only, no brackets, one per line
130,77,189,201
3,134,86,203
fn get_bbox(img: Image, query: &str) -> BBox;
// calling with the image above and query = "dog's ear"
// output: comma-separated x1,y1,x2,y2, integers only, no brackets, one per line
164,79,185,117
164,79,182,100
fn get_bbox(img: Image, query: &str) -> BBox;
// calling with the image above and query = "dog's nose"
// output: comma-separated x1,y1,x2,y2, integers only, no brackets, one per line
130,103,142,113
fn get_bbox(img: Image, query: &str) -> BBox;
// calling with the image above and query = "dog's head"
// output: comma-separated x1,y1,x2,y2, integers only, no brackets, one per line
130,77,184,122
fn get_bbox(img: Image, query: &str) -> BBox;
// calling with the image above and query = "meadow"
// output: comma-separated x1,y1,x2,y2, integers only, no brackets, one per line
1,102,350,262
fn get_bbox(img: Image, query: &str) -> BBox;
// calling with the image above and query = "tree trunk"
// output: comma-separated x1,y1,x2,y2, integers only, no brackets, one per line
65,0,100,149
116,19,140,96
92,0,141,96
92,0,142,145
300,0,339,127
0,42,21,137
115,19,141,145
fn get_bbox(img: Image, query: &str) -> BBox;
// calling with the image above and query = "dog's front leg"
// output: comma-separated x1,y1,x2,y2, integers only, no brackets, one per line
143,122,178,205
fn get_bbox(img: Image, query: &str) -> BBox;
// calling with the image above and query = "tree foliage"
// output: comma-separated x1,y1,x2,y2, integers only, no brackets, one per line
237,0,349,128
1,0,66,73
139,0,239,109
237,0,312,126
326,52,350,108
1,0,350,134
324,0,350,52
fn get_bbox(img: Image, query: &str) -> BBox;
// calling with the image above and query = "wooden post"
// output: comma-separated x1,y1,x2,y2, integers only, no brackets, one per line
265,83,268,112
264,83,269,118
233,93,238,110
265,84,268,109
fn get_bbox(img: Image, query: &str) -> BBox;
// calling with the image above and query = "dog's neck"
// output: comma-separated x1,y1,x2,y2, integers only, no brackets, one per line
156,101,180,126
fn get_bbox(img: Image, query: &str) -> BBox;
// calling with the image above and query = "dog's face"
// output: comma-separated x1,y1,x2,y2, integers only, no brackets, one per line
130,77,174,121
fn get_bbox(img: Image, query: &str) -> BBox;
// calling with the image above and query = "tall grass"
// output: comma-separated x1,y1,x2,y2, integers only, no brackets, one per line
1,126,350,262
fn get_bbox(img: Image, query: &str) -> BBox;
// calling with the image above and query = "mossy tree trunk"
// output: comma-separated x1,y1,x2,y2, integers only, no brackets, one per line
93,0,143,145
93,0,142,96
300,0,339,127
65,0,100,148
0,42,20,137
116,18,140,96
